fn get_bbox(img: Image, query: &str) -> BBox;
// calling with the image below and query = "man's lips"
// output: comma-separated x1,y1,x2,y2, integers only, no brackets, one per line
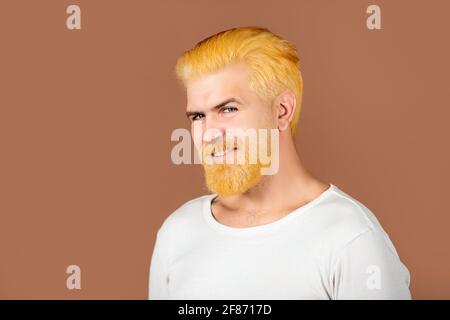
211,147,238,158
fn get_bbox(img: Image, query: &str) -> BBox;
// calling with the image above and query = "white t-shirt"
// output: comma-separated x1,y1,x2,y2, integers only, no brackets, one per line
148,184,411,299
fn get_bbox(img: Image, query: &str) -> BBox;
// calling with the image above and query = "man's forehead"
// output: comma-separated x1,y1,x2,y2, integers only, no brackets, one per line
187,87,236,110
186,63,251,111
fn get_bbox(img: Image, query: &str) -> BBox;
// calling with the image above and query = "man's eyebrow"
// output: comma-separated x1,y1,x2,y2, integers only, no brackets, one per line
186,97,242,118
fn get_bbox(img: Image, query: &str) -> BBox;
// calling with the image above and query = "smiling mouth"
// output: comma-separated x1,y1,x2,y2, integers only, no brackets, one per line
212,147,238,158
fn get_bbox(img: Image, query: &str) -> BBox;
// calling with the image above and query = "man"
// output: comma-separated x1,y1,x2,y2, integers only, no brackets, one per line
148,27,411,299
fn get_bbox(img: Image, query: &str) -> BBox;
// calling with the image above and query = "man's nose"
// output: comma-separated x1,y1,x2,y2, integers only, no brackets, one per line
202,117,225,143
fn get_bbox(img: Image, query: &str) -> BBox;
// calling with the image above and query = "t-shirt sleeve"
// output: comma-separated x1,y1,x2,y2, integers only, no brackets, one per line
332,228,412,300
148,229,170,299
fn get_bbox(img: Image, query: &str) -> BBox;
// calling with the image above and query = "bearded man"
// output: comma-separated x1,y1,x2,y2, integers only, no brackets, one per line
148,27,411,299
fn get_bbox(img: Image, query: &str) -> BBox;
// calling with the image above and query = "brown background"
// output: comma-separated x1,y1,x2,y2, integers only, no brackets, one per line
0,0,449,299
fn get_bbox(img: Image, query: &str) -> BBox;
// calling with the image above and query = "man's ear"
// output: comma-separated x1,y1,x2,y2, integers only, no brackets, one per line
276,90,296,132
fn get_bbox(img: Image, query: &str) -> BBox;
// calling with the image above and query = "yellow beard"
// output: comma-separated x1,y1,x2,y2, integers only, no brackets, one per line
201,139,270,196
203,161,262,196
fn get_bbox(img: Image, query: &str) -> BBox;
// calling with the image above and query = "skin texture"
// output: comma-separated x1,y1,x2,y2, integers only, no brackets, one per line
186,63,330,228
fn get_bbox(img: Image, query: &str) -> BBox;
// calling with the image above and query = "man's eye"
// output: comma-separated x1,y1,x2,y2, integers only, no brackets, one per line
191,114,204,121
222,106,238,113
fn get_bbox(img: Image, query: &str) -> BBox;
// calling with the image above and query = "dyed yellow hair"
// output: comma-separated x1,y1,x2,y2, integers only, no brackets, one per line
175,26,304,137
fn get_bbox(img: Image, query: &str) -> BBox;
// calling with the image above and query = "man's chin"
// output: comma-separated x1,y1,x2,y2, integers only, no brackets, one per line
202,163,263,196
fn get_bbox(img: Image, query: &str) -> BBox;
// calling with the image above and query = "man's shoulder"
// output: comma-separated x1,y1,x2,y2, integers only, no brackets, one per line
311,186,388,246
157,194,213,235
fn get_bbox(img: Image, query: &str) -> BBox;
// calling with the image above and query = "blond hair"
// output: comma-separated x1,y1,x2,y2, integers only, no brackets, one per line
175,26,304,136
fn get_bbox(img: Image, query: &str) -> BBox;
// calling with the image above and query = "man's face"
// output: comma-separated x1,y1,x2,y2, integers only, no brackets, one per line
186,63,278,196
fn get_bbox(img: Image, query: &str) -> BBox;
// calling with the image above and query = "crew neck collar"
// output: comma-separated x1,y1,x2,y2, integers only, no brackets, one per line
202,183,337,237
